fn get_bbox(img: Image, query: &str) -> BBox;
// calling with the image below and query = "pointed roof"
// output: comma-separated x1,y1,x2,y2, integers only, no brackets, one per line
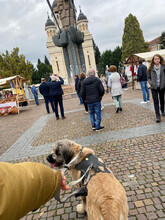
52,0,57,8
77,8,87,21
45,14,55,28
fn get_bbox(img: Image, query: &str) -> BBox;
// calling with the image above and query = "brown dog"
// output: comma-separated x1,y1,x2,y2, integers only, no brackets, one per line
47,139,128,220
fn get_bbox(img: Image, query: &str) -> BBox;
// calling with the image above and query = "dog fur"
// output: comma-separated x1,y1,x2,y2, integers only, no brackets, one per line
47,139,129,220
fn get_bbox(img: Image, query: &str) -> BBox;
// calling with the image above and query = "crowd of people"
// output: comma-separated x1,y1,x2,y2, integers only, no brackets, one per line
1,53,165,220
30,53,165,125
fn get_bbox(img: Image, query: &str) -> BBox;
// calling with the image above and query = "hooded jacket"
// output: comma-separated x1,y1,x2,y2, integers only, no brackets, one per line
80,75,104,104
148,65,165,90
0,162,61,220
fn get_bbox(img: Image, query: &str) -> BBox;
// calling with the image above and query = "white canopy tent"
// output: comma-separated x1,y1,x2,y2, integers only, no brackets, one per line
0,75,29,88
125,49,165,66
0,75,31,113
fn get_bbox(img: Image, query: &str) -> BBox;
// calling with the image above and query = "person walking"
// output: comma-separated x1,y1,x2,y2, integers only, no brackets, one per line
47,74,66,120
74,75,83,105
137,60,150,104
39,78,55,114
77,72,88,113
108,65,123,113
80,69,105,131
148,54,165,123
31,84,39,105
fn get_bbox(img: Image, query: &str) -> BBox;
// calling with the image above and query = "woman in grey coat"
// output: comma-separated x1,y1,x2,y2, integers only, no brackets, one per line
148,54,165,122
108,65,123,113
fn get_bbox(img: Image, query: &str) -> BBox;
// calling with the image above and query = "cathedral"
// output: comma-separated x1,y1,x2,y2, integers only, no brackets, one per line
45,0,96,84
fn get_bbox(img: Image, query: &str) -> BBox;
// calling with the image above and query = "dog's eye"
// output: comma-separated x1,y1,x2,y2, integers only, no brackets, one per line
56,149,61,156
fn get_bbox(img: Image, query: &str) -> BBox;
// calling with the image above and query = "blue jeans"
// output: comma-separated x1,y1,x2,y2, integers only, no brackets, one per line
34,94,39,105
88,102,101,129
139,81,150,102
77,92,83,104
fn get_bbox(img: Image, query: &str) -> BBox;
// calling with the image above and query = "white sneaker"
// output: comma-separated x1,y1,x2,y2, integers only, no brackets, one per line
124,88,128,90
140,101,147,104
85,111,88,114
147,100,150,103
101,106,104,110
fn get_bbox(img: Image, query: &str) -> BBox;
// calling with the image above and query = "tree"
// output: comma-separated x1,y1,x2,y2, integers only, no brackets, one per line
0,47,33,80
31,57,53,84
159,32,165,49
97,50,112,76
44,55,50,65
97,47,122,76
93,40,101,66
111,46,122,68
122,14,148,61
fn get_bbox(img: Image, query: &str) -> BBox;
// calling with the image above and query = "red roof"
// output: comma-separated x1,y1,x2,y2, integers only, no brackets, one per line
149,36,161,46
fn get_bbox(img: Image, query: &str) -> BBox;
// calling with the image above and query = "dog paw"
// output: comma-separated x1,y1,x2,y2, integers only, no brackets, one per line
76,204,85,214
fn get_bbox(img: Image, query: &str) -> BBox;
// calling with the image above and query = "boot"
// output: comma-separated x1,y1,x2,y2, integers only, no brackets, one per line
156,115,161,123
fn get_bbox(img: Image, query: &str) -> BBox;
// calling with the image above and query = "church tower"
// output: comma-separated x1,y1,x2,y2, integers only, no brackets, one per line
45,2,96,84
77,8,97,72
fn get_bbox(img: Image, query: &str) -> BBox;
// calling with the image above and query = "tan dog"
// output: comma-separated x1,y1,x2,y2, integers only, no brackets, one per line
47,139,128,220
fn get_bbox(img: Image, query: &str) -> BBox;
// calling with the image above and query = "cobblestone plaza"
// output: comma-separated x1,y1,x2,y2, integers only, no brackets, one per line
1,90,165,220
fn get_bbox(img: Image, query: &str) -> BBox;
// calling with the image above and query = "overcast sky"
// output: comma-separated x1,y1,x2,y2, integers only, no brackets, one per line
0,0,164,66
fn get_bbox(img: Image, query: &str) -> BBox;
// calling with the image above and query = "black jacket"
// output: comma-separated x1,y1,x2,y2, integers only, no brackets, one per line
47,77,64,97
77,77,85,94
80,75,104,104
75,78,79,91
148,65,165,90
137,64,147,82
39,82,50,97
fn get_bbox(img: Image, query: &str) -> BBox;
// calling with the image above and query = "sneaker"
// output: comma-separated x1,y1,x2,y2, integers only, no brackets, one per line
62,116,66,119
96,126,104,131
85,111,88,114
116,107,120,113
124,88,128,90
147,100,150,103
140,101,147,104
101,106,104,111
92,127,96,130
120,108,122,111
56,117,60,120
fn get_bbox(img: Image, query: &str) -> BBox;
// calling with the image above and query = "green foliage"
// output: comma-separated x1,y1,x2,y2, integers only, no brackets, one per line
44,55,50,65
93,40,101,66
122,14,149,61
0,47,33,80
160,32,165,49
98,46,122,76
31,57,52,84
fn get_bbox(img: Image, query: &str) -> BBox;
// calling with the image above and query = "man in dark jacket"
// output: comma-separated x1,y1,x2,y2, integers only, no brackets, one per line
39,78,55,114
137,60,150,104
80,69,105,131
47,74,66,120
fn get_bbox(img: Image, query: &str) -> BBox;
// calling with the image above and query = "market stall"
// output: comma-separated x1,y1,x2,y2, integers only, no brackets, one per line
0,75,31,115
124,49,165,89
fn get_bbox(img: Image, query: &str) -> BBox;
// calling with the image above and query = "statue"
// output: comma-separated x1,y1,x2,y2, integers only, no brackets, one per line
46,0,86,80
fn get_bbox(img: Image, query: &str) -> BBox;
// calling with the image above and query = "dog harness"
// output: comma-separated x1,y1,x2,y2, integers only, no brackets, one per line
54,152,111,203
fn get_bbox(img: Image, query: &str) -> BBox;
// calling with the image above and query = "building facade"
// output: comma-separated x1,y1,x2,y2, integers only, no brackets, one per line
45,1,96,84
148,36,161,51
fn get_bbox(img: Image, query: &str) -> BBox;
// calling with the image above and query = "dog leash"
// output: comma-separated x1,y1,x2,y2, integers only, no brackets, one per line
54,164,93,203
